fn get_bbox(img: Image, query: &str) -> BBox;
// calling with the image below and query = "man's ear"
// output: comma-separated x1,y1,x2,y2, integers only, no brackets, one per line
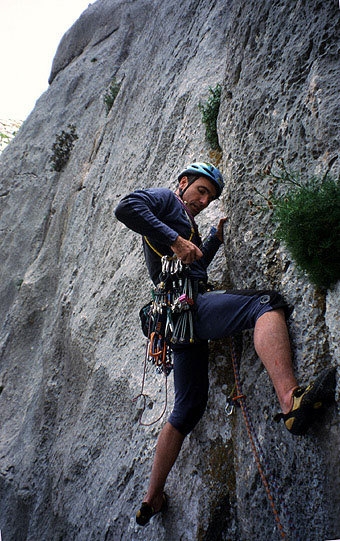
178,176,189,191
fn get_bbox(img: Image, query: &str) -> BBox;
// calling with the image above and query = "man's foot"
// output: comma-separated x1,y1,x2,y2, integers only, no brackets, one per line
136,493,168,526
275,366,336,435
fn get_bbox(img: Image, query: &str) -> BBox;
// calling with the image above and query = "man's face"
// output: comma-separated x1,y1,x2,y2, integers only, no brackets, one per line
178,176,217,216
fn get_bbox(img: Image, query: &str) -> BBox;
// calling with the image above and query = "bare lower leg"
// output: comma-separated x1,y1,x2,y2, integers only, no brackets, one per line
254,309,298,413
144,422,185,510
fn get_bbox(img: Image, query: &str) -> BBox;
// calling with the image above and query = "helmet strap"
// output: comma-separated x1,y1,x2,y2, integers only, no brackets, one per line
178,178,196,200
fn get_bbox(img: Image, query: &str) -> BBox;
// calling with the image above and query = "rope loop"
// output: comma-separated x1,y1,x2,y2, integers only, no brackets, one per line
133,338,170,427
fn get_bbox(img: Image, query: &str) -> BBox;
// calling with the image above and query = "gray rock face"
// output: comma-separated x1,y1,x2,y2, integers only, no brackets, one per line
0,1,339,540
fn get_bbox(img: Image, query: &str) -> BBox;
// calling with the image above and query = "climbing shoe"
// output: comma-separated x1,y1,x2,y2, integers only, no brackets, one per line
275,366,336,435
136,493,168,526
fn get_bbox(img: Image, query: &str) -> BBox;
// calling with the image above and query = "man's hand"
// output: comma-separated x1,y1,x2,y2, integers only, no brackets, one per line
170,236,203,264
216,218,227,242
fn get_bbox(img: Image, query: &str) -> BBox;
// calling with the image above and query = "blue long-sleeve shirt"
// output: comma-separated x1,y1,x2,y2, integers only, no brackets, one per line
115,188,222,285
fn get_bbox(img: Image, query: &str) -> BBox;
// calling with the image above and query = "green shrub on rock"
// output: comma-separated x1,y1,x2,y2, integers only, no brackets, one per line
104,78,121,114
50,124,78,172
198,84,222,151
255,161,340,290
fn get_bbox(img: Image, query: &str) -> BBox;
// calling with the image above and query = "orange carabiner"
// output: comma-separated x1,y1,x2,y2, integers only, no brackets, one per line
148,332,163,360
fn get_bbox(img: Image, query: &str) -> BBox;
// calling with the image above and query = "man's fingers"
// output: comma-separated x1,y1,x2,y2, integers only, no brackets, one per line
171,236,203,263
182,245,203,264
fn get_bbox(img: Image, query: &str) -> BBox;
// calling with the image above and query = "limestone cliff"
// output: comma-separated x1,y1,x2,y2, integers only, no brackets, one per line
0,1,339,540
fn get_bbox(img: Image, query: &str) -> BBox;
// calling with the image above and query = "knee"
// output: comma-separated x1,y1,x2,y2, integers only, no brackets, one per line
185,394,209,433
168,390,209,436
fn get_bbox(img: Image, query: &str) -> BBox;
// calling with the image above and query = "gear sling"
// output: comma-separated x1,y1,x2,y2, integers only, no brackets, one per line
139,254,197,376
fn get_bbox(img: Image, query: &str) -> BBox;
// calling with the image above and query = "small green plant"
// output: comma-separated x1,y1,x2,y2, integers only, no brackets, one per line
198,84,222,151
253,160,340,290
104,78,121,114
50,124,78,172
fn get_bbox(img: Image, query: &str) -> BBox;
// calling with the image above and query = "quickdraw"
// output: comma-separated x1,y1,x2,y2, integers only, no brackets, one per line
135,256,196,426
145,256,196,376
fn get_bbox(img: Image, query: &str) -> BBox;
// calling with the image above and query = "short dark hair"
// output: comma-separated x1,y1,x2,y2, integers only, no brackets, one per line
179,173,200,185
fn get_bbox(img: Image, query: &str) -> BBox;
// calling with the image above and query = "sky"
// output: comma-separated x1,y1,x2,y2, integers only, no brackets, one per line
1,0,93,120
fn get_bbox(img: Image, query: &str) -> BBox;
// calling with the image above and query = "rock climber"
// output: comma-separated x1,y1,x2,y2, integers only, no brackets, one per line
115,162,336,527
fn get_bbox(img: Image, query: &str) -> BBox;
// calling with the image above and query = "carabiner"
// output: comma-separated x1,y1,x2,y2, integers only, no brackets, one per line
225,399,235,416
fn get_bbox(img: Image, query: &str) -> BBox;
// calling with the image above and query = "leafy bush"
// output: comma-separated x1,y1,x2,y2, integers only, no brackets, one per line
104,78,121,114
254,161,340,290
50,124,78,172
198,84,222,151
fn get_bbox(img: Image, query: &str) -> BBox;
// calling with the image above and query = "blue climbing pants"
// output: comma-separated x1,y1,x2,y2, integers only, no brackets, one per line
168,289,293,436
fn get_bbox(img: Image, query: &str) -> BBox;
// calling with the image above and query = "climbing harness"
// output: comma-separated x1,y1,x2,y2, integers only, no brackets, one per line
228,336,294,540
135,255,197,426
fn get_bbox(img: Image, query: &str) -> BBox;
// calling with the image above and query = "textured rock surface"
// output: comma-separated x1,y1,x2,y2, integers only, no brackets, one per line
0,1,339,540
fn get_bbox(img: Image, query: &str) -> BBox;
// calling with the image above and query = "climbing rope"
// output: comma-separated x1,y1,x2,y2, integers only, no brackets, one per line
228,336,290,540
133,337,171,427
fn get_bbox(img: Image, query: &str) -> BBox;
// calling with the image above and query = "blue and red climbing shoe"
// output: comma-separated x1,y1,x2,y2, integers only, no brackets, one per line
275,366,336,435
136,493,168,526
